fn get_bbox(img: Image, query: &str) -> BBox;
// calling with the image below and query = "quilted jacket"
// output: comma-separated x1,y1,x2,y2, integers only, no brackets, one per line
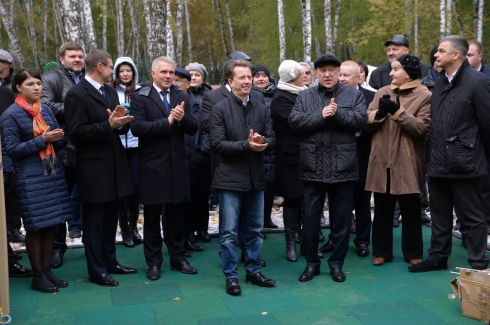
288,82,367,184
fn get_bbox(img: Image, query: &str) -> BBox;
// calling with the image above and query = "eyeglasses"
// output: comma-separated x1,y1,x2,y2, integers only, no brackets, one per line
304,71,311,75
100,62,114,70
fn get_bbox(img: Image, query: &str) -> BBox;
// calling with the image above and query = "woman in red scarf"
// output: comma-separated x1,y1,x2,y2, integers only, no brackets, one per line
1,69,71,293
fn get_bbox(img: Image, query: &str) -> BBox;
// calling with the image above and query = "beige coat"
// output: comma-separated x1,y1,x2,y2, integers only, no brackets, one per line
365,80,431,195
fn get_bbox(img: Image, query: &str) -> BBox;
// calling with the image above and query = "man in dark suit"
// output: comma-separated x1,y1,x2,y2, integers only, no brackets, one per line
130,56,198,281
65,49,136,286
369,35,430,90
339,61,375,257
467,41,490,78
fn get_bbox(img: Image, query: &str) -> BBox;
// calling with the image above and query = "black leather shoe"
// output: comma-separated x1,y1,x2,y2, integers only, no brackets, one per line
121,233,134,248
14,252,22,260
184,251,192,258
188,232,197,243
45,268,68,287
147,266,161,280
318,230,325,242
108,264,137,274
199,231,211,242
184,241,204,252
319,240,334,253
245,272,276,287
9,262,33,278
31,272,58,293
408,259,448,272
357,244,369,257
171,260,198,274
330,268,346,282
50,252,64,269
131,227,143,244
89,273,119,286
226,278,241,295
299,266,320,282
8,229,25,243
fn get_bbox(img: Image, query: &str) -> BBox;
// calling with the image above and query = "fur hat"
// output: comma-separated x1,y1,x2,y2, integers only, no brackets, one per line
252,65,271,79
185,62,208,81
278,60,304,83
396,54,422,80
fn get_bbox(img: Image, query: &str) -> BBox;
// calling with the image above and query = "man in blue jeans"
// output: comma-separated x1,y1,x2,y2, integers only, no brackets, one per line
209,59,276,295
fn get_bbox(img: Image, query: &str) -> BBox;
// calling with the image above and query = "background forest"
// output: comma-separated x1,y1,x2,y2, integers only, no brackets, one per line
0,0,488,84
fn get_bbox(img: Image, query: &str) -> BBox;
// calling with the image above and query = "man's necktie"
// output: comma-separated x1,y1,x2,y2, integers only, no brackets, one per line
99,86,105,98
161,90,170,114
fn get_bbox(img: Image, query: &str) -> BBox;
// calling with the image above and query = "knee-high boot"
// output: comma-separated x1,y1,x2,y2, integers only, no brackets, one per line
283,207,298,262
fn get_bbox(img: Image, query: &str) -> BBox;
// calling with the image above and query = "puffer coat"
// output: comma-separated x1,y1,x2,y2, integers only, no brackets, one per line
288,82,367,184
1,103,71,231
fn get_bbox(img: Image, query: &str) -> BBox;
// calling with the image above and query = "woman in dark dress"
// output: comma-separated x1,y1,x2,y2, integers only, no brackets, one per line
1,69,71,293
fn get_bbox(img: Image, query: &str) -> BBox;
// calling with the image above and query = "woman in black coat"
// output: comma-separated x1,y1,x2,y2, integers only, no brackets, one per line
1,69,71,293
270,60,307,261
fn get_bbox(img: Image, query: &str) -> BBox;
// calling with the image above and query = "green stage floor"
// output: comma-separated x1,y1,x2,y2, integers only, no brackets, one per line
8,227,485,324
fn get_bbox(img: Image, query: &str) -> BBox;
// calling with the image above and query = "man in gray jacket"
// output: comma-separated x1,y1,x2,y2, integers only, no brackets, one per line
41,41,85,268
289,54,367,283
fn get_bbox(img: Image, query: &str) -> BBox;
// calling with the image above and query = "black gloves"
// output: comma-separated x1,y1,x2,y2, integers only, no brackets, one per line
379,95,401,116
376,94,390,119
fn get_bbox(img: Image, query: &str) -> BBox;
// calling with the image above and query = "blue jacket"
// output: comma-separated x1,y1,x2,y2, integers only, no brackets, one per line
0,103,71,231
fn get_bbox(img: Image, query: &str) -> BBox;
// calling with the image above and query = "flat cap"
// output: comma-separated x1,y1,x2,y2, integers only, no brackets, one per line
314,54,341,69
0,49,13,63
175,67,191,81
384,35,409,48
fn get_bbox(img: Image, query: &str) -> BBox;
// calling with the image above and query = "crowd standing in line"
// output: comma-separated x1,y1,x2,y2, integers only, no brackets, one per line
2,34,490,295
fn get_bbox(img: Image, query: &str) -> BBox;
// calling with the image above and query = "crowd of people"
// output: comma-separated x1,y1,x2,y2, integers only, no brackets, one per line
2,33,490,296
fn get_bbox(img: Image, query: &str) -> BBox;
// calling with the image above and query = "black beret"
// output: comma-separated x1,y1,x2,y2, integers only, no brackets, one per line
314,54,341,69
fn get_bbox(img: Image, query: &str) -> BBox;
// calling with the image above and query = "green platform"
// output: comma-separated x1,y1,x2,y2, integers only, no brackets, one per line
8,227,485,324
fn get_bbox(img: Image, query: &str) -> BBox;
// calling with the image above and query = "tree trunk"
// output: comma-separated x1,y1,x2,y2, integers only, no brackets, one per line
324,0,333,52
115,0,125,57
152,0,167,58
277,0,286,62
225,0,235,52
59,0,85,48
0,0,26,68
477,0,483,42
301,0,312,62
175,0,184,66
142,0,154,64
43,0,47,64
166,1,175,59
216,0,229,58
404,0,413,39
102,0,107,50
127,0,140,64
452,0,464,36
82,0,97,51
21,0,40,68
184,0,192,62
414,0,418,55
333,0,342,49
445,0,451,35
440,0,445,38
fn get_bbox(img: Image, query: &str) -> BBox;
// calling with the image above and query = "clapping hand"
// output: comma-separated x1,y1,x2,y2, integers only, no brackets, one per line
376,95,390,119
379,95,400,115
248,129,268,152
107,105,134,129
170,101,185,122
322,98,337,119
42,126,64,143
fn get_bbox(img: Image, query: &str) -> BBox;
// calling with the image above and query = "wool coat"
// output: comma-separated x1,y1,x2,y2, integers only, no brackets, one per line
1,103,71,231
365,80,431,195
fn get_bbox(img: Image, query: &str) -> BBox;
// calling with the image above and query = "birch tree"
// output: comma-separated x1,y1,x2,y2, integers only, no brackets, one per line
175,0,184,66
20,0,40,67
414,0,418,55
59,0,85,48
184,0,192,62
440,0,445,37
333,0,342,49
166,1,175,59
82,0,97,51
128,0,140,63
152,0,167,58
324,0,333,52
216,0,229,57
142,0,154,62
445,0,451,35
404,0,413,39
477,0,483,42
277,0,286,62
225,0,235,52
301,0,312,62
102,0,107,50
115,0,125,57
0,0,26,68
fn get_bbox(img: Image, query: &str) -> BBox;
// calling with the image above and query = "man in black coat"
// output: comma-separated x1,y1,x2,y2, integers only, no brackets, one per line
369,35,430,90
338,60,375,258
65,49,136,286
130,57,199,281
409,36,490,272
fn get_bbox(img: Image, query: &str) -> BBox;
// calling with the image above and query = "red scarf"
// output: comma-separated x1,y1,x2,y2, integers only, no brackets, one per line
15,95,56,175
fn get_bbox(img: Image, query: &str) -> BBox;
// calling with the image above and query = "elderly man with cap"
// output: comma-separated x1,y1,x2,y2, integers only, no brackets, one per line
0,49,14,88
369,35,430,90
289,54,367,283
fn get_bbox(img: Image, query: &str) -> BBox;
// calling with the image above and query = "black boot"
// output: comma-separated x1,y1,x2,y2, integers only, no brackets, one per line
44,268,68,287
31,270,58,293
294,206,302,244
118,202,134,248
282,207,298,262
128,204,143,244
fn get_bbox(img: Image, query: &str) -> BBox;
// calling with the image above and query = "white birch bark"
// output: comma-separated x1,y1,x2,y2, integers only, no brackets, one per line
128,0,140,63
277,0,286,62
324,0,333,52
115,0,125,57
301,0,312,62
477,0,483,42
446,0,451,35
152,0,167,58
225,0,235,52
440,0,446,38
184,0,192,62
333,0,342,49
143,0,154,61
216,0,229,57
103,0,107,50
175,0,184,66
166,1,175,59
59,0,85,48
0,0,25,68
414,0,418,55
82,0,97,51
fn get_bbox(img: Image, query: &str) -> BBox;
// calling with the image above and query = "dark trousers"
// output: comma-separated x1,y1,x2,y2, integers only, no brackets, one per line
479,167,490,224
353,183,372,247
372,191,423,261
81,200,119,276
428,177,489,269
53,166,78,253
186,177,212,233
264,181,275,225
303,181,355,270
4,172,21,232
144,203,186,267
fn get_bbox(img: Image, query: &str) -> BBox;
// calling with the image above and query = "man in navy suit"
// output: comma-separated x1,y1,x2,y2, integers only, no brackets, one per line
130,56,198,281
65,49,136,286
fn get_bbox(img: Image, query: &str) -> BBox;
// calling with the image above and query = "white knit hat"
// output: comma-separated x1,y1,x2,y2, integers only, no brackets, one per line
278,60,304,83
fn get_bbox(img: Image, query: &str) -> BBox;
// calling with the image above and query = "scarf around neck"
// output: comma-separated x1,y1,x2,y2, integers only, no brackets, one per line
277,80,307,95
15,95,57,175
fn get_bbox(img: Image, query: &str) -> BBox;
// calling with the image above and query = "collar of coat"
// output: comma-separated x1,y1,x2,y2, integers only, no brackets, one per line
317,81,341,95
390,79,428,94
